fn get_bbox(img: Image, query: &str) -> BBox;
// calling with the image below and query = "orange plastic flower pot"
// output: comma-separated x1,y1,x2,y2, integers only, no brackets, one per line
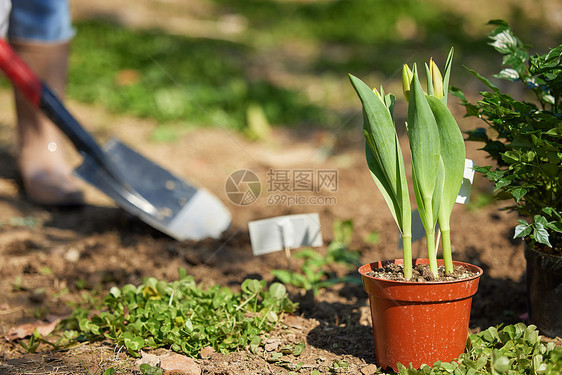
358,259,483,371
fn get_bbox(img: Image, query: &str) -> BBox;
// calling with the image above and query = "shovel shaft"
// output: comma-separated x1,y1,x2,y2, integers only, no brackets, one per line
0,39,41,106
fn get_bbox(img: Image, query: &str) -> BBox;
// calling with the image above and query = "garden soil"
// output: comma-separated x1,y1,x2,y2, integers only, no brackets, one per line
1,1,561,373
1,91,559,374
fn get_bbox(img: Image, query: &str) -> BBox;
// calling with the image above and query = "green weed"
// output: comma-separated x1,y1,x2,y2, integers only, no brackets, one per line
271,219,361,293
394,324,562,374
60,269,297,358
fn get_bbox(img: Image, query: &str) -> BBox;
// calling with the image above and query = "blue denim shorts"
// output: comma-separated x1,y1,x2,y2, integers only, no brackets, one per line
8,0,74,42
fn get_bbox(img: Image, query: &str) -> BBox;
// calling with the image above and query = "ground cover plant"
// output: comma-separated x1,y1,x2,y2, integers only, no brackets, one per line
57,269,297,358
17,272,562,374
104,323,562,375
393,324,562,375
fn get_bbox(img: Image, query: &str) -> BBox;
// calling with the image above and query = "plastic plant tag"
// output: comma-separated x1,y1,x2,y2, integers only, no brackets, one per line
399,209,439,248
277,217,296,249
249,213,323,256
456,159,475,204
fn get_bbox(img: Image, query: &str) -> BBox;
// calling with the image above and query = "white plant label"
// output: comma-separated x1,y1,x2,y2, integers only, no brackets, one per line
249,213,323,256
456,159,475,204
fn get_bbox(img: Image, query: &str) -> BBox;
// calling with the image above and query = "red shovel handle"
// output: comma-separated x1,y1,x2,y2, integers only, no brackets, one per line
0,39,42,107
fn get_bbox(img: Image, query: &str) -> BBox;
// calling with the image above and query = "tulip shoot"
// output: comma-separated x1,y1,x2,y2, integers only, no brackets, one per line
349,75,413,280
350,48,464,279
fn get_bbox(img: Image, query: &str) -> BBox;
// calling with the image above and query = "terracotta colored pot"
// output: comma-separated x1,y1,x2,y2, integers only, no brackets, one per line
358,258,483,371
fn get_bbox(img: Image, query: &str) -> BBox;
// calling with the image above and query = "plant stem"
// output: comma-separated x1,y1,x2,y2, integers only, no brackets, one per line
425,230,439,278
441,227,453,274
402,233,413,280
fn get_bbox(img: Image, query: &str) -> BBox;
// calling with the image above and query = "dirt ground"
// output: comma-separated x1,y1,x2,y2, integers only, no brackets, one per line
0,85,555,374
1,1,562,374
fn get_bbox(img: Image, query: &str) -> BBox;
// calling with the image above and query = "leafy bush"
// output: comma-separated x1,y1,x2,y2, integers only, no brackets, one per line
453,20,562,253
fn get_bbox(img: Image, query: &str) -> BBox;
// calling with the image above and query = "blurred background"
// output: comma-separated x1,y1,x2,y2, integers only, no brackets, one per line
59,0,562,141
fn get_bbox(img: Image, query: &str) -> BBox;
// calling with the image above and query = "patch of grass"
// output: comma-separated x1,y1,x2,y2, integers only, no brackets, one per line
68,20,328,132
210,0,486,76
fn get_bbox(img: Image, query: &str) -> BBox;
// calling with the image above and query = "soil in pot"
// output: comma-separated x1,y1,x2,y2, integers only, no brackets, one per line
359,258,483,372
367,262,480,282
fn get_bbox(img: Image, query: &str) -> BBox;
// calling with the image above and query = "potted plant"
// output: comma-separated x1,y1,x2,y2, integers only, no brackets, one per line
453,20,562,337
350,49,483,372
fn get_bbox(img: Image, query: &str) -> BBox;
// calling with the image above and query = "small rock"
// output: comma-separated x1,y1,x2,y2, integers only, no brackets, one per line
160,352,201,375
136,351,160,368
360,364,378,375
199,346,215,359
284,315,304,330
64,248,81,263
264,339,281,352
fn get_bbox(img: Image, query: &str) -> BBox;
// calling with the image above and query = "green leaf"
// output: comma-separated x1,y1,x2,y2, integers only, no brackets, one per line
365,143,411,233
349,74,411,237
333,219,353,245
493,355,511,373
241,279,264,294
109,287,121,299
465,67,500,92
534,221,552,247
268,283,287,300
495,68,519,80
407,71,442,247
140,364,163,375
123,333,144,352
547,221,562,233
514,223,532,238
511,187,527,202
364,230,380,244
482,326,500,343
293,341,305,356
270,270,294,285
428,95,465,218
408,71,441,210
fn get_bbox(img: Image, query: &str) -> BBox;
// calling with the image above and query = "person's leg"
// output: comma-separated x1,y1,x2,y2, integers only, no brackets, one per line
8,0,83,205
0,0,10,37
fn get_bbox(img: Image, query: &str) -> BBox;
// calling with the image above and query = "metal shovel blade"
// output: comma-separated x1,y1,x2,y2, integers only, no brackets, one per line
74,138,231,241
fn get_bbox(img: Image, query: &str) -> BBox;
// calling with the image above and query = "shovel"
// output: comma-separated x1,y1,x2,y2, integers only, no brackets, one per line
0,39,231,241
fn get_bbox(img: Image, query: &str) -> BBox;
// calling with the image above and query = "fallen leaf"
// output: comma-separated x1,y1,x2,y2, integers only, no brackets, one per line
264,339,281,352
7,316,62,341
